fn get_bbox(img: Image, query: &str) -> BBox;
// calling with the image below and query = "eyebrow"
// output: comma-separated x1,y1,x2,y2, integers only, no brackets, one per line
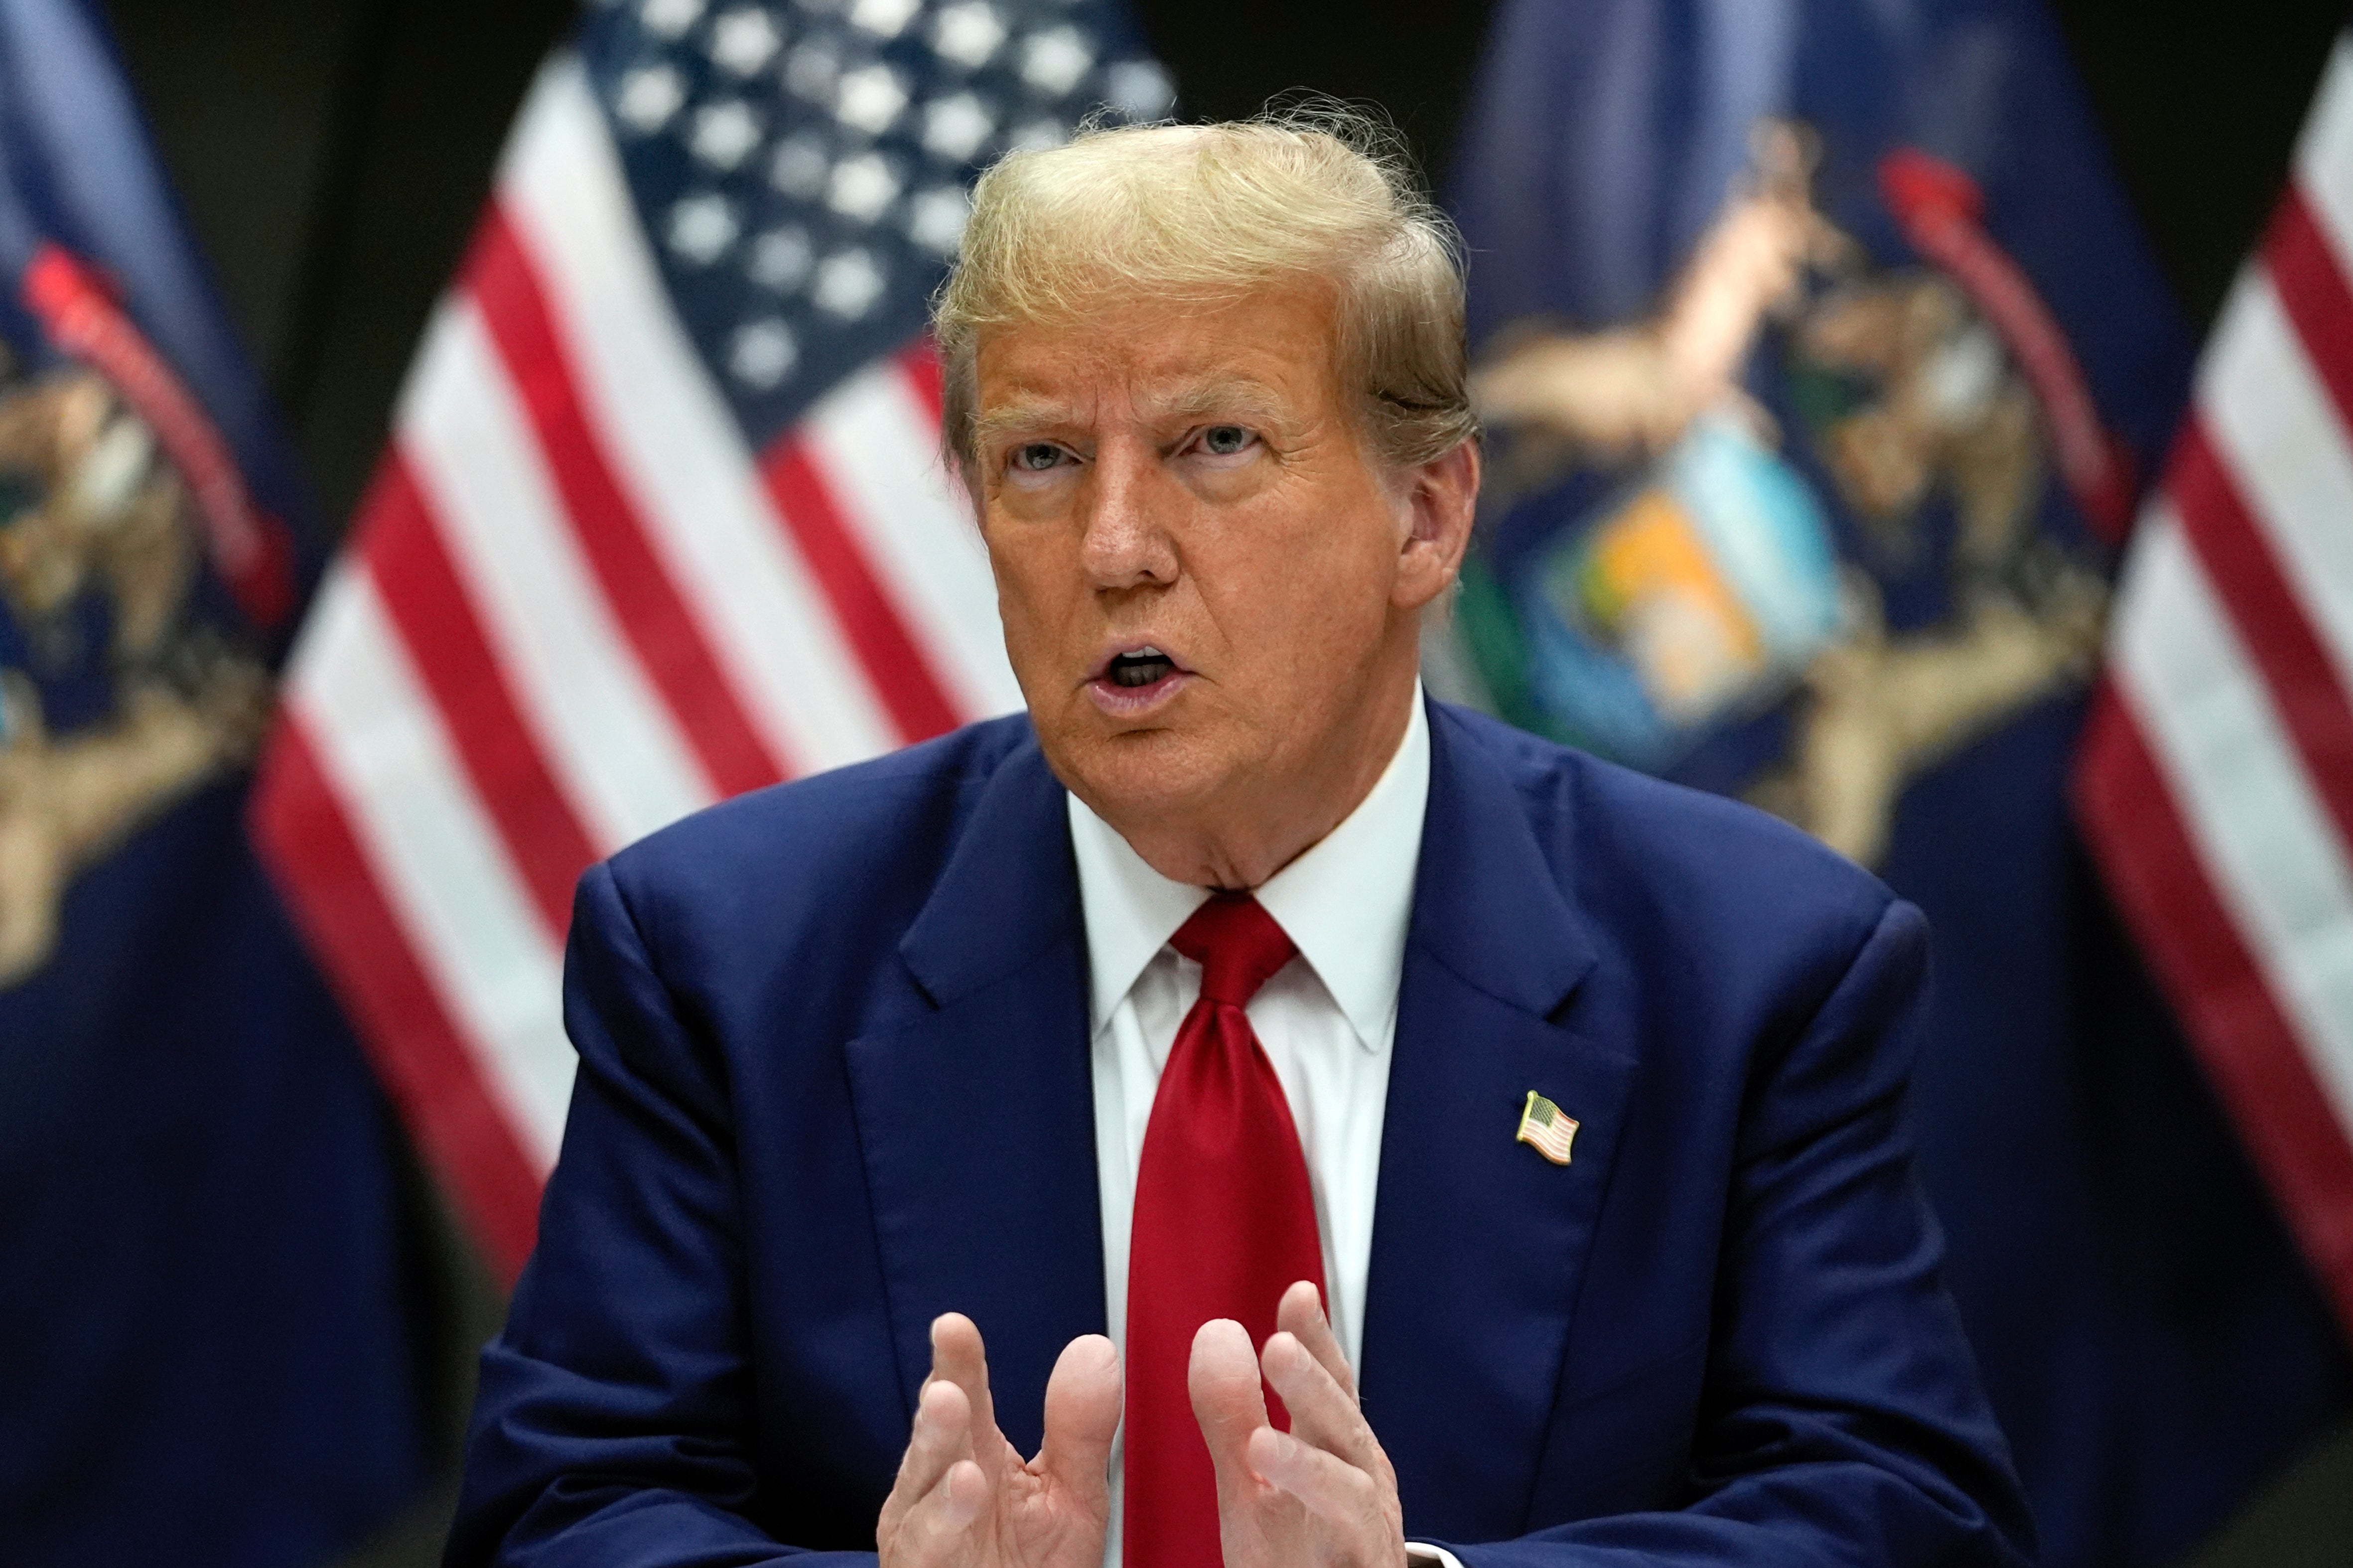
970,375,1293,451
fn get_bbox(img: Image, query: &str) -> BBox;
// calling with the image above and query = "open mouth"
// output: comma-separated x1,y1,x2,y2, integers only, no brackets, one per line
1106,647,1178,688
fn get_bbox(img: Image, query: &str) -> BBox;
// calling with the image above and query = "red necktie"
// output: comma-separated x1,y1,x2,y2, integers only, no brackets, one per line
1124,893,1327,1568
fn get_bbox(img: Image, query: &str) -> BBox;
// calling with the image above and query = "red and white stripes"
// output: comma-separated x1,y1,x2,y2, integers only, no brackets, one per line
253,57,1017,1282
2077,32,2353,1334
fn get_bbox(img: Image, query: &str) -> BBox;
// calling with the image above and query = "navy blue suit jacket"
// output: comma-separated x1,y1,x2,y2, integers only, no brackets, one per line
448,700,2033,1567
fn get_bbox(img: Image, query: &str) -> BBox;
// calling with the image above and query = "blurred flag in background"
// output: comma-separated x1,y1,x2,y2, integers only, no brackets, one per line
0,0,425,1562
251,0,1170,1283
2078,26,2353,1392
1442,1,2352,1564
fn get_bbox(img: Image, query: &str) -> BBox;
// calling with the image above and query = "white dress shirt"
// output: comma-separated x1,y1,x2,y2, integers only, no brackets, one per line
1070,692,1454,1567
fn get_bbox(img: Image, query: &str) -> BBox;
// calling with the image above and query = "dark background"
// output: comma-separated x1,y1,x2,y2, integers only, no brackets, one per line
88,0,2353,1562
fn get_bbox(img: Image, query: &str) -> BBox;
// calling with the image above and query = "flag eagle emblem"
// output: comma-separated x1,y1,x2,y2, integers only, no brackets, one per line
1517,1091,1580,1165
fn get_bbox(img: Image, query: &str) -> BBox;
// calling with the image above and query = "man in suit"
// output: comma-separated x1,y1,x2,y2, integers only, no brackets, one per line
447,115,2033,1568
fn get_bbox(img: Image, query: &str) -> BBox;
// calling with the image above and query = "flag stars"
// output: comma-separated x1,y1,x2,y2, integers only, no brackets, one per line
1007,117,1066,152
933,2,1005,69
691,100,765,170
749,224,816,288
769,133,830,198
1105,59,1173,119
730,318,801,389
919,92,993,160
829,151,902,223
595,6,1172,426
1019,27,1092,97
907,185,970,256
707,5,783,75
814,247,887,318
668,192,740,264
614,64,688,133
785,42,840,103
639,0,706,40
849,0,923,39
836,63,908,135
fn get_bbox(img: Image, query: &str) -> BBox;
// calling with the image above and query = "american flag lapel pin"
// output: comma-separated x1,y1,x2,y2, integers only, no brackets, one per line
1516,1090,1579,1165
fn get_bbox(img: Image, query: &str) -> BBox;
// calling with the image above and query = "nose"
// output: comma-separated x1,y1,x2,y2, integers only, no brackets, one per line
1079,440,1178,591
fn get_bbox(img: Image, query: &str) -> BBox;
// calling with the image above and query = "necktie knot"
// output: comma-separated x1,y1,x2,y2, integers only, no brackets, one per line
1169,893,1296,1008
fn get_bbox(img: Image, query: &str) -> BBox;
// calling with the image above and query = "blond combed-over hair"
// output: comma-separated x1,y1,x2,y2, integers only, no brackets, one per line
933,106,1477,479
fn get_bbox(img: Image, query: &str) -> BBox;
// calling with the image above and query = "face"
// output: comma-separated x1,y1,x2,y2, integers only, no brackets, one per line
971,279,1475,876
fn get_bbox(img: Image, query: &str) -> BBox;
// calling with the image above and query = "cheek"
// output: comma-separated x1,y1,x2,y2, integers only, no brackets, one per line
983,510,1068,600
1202,503,1398,672
983,518,1086,670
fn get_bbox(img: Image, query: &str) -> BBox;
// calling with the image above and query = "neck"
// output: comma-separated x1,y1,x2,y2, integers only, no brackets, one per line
1107,660,1419,891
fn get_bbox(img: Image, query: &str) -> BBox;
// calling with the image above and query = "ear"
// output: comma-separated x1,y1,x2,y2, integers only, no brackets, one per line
1391,439,1480,613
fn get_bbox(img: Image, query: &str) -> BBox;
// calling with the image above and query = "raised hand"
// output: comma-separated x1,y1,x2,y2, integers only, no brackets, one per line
877,1313,1122,1568
1188,1281,1407,1568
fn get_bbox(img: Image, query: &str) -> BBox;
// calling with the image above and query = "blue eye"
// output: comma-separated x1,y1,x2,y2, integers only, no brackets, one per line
1012,443,1063,472
1201,426,1251,455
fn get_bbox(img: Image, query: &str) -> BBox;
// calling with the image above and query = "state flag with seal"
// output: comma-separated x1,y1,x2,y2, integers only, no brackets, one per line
1441,2,2352,1565
0,1,427,1562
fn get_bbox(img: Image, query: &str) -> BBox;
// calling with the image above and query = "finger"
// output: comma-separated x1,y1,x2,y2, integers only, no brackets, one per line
885,1456,990,1567
1274,1280,1356,1400
1247,1426,1394,1534
1038,1332,1122,1508
879,1378,973,1538
1261,1331,1384,1474
1187,1318,1270,1480
926,1313,1009,1479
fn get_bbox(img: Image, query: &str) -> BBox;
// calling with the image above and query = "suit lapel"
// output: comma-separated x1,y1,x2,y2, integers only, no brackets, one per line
843,735,1106,1460
1361,706,1640,1539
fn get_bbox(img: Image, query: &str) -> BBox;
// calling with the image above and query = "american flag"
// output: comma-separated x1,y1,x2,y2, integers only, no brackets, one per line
250,0,1169,1282
2075,30,2353,1338
1515,1091,1578,1166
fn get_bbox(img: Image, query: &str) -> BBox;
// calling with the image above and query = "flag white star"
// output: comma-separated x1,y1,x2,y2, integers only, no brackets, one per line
921,92,996,161
785,42,840,103
829,152,902,223
1105,60,1174,120
639,0,706,41
749,225,816,288
691,100,766,170
668,192,740,265
729,318,800,389
1007,117,1066,152
933,2,1006,69
814,247,888,318
849,0,923,39
613,64,687,134
707,6,783,75
1020,27,1093,98
768,133,831,197
907,185,970,256
836,64,909,136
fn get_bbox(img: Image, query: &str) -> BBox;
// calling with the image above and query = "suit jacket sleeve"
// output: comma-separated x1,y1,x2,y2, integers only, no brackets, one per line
1430,899,2035,1568
442,861,879,1568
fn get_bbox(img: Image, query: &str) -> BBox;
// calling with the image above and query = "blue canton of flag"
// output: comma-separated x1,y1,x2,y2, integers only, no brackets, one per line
583,0,1169,445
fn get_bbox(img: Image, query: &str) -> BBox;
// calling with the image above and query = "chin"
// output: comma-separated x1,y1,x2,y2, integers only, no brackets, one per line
1052,723,1235,825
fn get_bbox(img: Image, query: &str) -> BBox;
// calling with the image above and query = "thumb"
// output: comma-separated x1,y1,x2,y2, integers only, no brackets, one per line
1187,1318,1268,1482
1037,1332,1121,1507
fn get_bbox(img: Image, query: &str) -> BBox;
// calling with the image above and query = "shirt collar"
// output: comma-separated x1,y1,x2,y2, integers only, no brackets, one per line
1066,688,1430,1052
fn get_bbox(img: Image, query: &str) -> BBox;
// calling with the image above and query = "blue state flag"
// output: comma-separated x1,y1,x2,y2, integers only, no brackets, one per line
0,1,426,1563
1442,1,2352,1563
